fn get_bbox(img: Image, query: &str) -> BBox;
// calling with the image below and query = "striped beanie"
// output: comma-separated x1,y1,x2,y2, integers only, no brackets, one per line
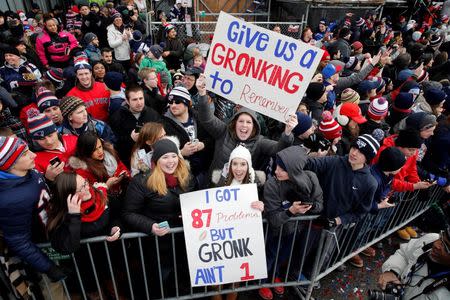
45,68,64,87
355,17,365,27
74,53,92,72
367,97,388,120
27,110,57,139
319,111,342,140
345,56,359,70
352,134,380,163
340,88,360,104
36,87,59,112
168,86,191,107
0,136,28,171
60,96,85,118
430,34,442,47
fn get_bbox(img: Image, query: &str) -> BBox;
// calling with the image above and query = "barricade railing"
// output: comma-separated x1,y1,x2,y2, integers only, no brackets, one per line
12,185,443,300
148,21,307,45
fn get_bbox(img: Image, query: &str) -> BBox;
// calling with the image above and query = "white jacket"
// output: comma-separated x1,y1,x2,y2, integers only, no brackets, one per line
382,233,450,300
107,24,131,61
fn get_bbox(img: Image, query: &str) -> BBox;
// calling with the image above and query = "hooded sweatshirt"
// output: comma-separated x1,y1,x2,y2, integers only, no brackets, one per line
305,155,377,224
0,170,53,272
264,146,323,235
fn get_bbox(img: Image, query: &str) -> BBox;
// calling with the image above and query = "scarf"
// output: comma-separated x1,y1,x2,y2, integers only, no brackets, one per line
165,173,178,188
80,186,106,222
103,150,118,177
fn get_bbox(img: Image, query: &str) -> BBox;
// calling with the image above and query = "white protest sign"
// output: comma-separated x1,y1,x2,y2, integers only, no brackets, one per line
204,12,323,123
180,183,267,287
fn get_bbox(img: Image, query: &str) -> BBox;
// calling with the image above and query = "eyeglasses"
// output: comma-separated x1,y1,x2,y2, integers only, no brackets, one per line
76,179,89,193
440,230,450,253
168,99,183,105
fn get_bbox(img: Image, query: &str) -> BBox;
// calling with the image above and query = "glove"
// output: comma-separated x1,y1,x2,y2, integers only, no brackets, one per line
46,264,67,282
315,216,337,230
429,174,448,187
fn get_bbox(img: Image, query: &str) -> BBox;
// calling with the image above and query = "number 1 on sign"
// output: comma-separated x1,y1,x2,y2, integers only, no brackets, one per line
240,262,255,280
191,208,213,228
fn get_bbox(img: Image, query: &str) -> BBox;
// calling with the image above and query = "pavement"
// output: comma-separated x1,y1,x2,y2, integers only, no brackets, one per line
233,234,408,300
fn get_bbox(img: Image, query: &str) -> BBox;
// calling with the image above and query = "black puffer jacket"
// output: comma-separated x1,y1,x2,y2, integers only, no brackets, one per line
264,146,323,235
197,95,294,177
122,173,195,232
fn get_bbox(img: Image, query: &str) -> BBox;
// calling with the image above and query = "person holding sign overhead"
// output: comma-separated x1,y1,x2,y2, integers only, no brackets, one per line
196,74,298,182
123,138,195,296
210,144,265,300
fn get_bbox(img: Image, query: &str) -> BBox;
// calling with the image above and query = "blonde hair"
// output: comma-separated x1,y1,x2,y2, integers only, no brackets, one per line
146,155,191,195
138,67,157,81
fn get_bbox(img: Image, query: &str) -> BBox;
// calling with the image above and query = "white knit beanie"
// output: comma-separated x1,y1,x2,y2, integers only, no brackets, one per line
222,145,255,183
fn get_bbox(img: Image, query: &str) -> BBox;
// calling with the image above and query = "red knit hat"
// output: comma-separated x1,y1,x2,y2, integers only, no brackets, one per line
352,41,363,51
319,111,342,140
367,97,388,120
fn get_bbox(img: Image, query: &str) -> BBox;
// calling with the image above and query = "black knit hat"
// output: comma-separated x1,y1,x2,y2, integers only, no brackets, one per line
306,82,326,101
152,139,179,163
351,134,380,163
405,112,437,131
396,129,423,148
377,147,406,172
3,46,21,57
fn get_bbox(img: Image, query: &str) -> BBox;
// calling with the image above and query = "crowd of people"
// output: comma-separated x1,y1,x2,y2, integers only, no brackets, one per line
0,0,450,299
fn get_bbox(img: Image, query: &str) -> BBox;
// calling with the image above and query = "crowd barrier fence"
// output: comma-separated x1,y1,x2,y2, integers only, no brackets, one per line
1,185,444,300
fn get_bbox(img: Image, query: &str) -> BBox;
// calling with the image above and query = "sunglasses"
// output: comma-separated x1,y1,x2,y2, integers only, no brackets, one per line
168,99,183,105
440,230,450,253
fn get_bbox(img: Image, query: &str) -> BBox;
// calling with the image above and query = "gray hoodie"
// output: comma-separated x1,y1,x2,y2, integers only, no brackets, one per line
263,146,323,235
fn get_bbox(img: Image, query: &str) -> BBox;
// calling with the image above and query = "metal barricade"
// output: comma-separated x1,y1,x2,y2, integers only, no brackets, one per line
23,185,444,300
148,21,308,45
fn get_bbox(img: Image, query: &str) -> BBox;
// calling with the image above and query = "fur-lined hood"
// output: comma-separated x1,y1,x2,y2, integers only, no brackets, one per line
68,156,88,170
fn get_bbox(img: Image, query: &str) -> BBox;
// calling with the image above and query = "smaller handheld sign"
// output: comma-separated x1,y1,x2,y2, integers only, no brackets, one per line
204,12,323,123
180,184,267,287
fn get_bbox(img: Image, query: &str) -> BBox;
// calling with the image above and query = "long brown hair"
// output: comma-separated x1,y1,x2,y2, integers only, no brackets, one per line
131,123,165,160
47,172,76,234
146,155,190,195
224,161,250,186
47,172,107,234
75,133,120,181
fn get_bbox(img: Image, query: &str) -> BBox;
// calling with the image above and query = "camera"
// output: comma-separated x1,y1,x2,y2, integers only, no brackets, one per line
368,283,404,300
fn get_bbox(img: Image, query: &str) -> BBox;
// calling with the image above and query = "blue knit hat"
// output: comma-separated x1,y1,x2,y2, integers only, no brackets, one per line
292,112,313,136
36,88,59,112
27,110,57,140
424,88,447,106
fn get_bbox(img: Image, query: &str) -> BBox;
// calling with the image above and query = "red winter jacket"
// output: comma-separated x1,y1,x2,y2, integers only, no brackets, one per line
67,153,130,193
34,134,78,174
67,82,110,122
372,134,420,192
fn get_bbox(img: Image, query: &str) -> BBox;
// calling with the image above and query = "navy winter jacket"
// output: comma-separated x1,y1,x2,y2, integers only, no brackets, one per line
0,170,53,272
305,155,377,224
369,164,394,213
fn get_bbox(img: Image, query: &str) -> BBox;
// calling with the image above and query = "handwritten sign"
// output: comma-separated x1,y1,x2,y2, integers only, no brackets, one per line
204,12,323,123
180,184,267,287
